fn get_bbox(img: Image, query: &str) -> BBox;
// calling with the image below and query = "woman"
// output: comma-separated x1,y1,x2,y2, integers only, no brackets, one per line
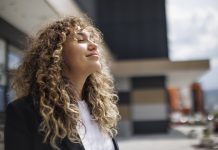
4,16,120,150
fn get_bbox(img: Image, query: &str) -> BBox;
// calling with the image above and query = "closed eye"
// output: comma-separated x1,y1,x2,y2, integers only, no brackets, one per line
76,31,97,44
76,32,85,42
77,39,85,42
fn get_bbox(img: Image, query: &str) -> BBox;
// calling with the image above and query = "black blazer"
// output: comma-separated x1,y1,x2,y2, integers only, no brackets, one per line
4,95,119,150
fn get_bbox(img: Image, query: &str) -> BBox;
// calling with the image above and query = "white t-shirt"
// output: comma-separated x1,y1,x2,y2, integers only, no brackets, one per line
76,100,115,150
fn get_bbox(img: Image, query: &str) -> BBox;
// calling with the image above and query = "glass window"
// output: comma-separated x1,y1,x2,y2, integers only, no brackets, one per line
8,45,23,70
8,45,23,103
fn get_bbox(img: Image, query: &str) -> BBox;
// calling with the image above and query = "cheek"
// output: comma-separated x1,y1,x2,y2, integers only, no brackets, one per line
78,43,87,50
63,45,87,69
64,51,82,67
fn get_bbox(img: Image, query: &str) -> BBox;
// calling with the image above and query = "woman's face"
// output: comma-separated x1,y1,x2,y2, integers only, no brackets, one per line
63,29,101,76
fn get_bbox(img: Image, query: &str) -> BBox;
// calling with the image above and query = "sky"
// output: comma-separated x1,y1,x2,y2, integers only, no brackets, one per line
166,0,218,90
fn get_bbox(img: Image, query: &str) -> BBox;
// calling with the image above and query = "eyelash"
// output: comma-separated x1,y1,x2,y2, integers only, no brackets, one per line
77,39,85,42
77,39,97,44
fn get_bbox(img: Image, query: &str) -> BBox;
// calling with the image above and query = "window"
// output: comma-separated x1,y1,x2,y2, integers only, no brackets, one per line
8,45,23,103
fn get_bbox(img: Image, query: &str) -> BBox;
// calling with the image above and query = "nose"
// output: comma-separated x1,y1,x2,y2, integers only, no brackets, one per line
88,40,97,51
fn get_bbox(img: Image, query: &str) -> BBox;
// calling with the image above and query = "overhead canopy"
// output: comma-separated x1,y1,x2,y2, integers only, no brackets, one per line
111,59,209,87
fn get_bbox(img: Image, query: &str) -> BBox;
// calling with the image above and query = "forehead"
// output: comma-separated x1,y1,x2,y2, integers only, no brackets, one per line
75,26,94,37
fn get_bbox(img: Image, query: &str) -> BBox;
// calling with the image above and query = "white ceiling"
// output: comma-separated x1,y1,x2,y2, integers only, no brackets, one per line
0,0,83,35
0,0,58,35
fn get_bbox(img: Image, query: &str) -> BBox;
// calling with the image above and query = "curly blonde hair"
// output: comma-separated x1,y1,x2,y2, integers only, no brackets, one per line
11,16,120,150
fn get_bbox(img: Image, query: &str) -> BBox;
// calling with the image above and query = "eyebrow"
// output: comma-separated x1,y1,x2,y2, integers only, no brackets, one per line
77,32,88,39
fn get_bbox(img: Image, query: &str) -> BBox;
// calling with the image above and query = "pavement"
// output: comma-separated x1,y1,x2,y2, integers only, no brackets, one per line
117,125,218,150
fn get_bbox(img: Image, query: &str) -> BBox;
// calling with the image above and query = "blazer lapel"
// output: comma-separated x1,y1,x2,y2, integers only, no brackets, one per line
112,138,119,150
62,137,119,150
61,137,85,150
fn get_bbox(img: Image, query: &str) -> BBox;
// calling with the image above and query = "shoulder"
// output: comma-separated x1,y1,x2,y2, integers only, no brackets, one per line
9,95,33,107
7,95,35,113
5,95,39,132
6,95,38,123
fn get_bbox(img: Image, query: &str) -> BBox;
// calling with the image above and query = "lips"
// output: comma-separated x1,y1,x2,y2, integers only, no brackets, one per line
86,52,99,57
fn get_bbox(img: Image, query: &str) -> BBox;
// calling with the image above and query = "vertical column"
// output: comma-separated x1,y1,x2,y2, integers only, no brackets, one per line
131,76,169,134
0,38,6,143
115,77,132,137
0,38,6,111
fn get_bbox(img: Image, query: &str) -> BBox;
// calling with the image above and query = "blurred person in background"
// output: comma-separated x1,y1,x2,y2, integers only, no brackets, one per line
4,16,120,150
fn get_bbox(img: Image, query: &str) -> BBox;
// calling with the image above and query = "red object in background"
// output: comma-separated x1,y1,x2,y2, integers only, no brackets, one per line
181,108,191,115
168,88,179,112
191,83,204,114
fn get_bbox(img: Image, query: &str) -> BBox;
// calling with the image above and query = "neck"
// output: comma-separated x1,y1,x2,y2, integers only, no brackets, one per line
66,72,89,100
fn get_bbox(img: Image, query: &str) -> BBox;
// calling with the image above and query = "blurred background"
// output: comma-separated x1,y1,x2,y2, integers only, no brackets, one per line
0,0,218,149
